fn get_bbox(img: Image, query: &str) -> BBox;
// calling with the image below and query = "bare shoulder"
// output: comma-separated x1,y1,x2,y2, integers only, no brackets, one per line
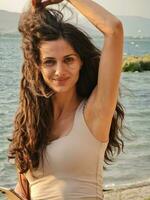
84,87,113,143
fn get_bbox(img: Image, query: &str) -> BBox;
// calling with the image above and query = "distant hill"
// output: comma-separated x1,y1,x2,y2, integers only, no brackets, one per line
0,10,150,37
0,10,20,33
119,16,150,37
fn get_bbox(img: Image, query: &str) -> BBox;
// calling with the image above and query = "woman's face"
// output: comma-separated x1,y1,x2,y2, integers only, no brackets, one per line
39,39,82,93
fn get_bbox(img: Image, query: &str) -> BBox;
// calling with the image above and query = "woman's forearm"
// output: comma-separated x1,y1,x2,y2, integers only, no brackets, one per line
68,0,122,36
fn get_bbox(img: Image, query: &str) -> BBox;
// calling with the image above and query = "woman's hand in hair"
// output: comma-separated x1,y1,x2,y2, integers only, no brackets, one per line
32,0,42,11
32,0,64,11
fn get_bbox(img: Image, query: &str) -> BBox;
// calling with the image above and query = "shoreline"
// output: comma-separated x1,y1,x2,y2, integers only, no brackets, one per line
104,179,150,200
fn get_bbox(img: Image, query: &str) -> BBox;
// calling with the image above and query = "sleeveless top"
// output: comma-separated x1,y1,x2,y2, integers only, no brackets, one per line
25,100,108,200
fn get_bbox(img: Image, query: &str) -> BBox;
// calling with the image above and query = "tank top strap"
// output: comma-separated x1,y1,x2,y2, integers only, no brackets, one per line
74,99,109,146
73,99,87,126
75,99,86,115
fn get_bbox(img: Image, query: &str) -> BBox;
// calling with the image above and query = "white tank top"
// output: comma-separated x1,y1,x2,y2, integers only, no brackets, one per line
25,100,108,200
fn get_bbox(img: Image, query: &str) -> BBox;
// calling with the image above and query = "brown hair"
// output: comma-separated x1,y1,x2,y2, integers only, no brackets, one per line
8,6,125,173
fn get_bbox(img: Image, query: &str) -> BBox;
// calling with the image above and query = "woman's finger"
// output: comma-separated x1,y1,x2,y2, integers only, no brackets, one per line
32,0,42,9
32,0,36,7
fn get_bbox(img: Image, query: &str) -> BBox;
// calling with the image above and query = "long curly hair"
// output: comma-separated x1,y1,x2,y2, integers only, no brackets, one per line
8,6,125,173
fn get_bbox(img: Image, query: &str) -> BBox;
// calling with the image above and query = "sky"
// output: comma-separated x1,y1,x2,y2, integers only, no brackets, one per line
0,0,150,19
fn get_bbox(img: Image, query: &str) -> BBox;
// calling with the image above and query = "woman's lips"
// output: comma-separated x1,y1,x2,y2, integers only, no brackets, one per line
53,77,69,84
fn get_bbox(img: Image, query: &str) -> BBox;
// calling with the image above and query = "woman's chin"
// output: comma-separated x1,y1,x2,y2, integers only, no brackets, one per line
52,86,70,93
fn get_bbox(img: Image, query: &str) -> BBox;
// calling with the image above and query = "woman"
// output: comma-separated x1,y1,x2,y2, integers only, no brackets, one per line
9,0,124,199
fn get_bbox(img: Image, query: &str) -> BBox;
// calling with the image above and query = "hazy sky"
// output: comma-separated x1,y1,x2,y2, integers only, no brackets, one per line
0,0,150,18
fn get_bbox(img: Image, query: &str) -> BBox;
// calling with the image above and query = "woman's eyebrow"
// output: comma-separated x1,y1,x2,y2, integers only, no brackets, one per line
43,54,78,60
64,54,77,58
42,57,55,61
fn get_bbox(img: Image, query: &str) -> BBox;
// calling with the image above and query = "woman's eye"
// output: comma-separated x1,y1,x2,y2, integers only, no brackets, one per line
43,60,56,67
65,57,74,63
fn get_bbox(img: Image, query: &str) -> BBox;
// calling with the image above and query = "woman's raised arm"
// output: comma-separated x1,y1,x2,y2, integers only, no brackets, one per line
68,0,124,142
68,0,124,115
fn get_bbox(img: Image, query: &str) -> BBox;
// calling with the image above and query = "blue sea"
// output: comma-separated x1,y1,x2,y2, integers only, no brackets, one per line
0,33,150,199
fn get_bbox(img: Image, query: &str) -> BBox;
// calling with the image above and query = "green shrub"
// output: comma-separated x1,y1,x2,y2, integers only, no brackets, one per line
122,54,150,72
123,62,143,72
140,61,150,71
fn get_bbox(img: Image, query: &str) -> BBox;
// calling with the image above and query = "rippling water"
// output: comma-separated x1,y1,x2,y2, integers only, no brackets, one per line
104,71,150,186
0,34,150,199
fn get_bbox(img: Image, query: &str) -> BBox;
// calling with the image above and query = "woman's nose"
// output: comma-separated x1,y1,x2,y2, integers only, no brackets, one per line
55,62,65,76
